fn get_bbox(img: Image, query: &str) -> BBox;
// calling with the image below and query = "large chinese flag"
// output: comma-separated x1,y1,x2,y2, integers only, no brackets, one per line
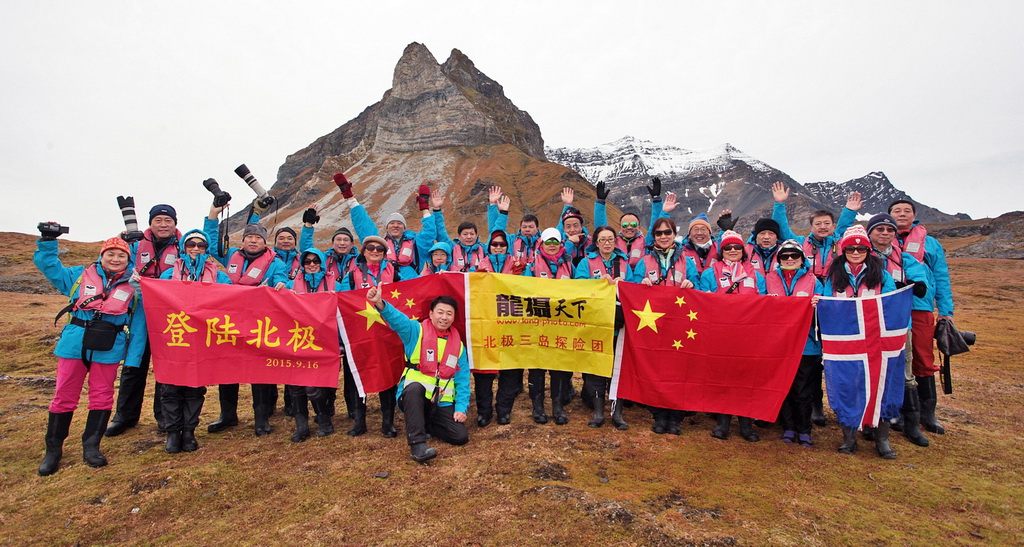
336,273,466,396
141,279,341,388
612,282,813,421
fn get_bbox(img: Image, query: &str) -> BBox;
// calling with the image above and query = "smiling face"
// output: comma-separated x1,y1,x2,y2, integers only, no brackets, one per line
869,225,896,250
889,203,916,231
688,224,711,245
242,234,266,254
184,237,208,259
563,217,583,237
844,245,869,265
594,227,617,257
721,243,744,262
363,242,386,264
429,302,456,332
489,237,508,256
620,214,640,239
542,239,562,255
810,215,835,239
332,233,353,255
778,251,803,270
150,215,176,239
275,231,296,251
100,249,130,272
431,249,448,267
302,254,322,274
653,226,676,250
386,221,405,238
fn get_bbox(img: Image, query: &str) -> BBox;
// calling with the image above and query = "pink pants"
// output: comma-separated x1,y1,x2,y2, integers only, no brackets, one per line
49,358,120,413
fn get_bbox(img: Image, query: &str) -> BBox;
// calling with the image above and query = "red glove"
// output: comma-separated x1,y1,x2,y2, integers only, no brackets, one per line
510,259,526,275
416,184,431,211
333,173,353,199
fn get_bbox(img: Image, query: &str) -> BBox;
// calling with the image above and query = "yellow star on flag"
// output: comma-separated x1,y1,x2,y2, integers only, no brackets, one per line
675,295,686,307
356,302,386,330
672,340,683,350
405,298,416,308
390,289,401,299
410,316,419,321
632,300,665,333
686,329,697,339
688,310,698,321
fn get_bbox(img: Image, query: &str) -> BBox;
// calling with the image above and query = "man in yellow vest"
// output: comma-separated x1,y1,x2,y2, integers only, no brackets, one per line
366,287,469,462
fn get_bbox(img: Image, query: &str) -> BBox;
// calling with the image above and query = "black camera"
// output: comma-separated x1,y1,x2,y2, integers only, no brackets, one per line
234,164,275,209
961,331,976,346
116,196,144,243
38,222,69,239
203,178,232,208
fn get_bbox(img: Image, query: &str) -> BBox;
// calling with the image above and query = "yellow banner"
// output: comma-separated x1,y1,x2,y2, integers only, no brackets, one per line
467,272,616,376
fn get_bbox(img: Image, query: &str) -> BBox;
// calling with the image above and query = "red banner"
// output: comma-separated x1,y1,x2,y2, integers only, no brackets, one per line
612,282,813,421
336,273,467,396
141,279,341,388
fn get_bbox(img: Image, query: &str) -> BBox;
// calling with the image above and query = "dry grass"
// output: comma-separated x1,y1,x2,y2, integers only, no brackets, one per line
0,251,1021,545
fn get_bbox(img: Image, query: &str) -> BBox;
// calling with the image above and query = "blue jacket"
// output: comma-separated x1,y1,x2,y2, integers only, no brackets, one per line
898,221,954,316
772,202,857,262
34,239,148,367
422,241,454,274
593,198,665,247
203,217,290,286
350,203,436,280
820,267,897,297
286,248,342,292
379,302,470,414
159,228,233,284
432,211,484,272
488,205,539,262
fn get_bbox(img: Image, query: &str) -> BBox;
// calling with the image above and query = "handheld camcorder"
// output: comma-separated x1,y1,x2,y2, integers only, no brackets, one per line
234,164,275,209
203,178,232,208
38,222,69,238
116,195,145,243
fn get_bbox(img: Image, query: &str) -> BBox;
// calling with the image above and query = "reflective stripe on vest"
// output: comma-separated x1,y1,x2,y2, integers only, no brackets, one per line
449,243,485,272
712,261,759,294
899,225,928,262
641,249,687,287
683,243,717,273
617,235,646,267
76,265,134,315
803,238,836,280
405,335,457,403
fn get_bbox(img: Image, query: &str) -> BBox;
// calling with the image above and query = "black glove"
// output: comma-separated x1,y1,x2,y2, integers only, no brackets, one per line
596,181,609,201
717,213,736,231
646,177,661,199
912,281,928,298
302,208,320,225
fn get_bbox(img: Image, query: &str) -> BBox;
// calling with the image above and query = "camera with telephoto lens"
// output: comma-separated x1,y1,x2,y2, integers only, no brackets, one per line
234,164,275,209
116,195,144,243
961,331,976,346
37,222,69,238
203,178,232,208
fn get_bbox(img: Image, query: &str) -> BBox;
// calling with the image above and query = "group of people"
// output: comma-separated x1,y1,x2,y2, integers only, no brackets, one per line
33,173,954,470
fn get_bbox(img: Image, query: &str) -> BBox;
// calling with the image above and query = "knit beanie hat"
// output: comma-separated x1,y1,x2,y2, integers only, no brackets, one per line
866,213,898,234
719,230,744,248
274,226,297,239
242,223,269,242
331,227,354,242
100,236,131,256
753,218,781,239
839,225,870,251
149,204,177,224
385,212,407,229
561,207,584,225
688,213,712,235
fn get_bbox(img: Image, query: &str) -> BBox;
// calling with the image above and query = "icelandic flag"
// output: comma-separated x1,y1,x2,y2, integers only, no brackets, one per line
818,286,913,429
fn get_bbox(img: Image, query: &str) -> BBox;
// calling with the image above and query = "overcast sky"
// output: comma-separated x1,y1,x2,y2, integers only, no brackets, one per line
2,1,1021,241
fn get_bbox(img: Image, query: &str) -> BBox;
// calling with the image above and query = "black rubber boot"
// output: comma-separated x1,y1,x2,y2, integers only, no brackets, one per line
311,398,334,437
181,389,204,452
651,409,668,434
918,375,945,434
611,400,628,430
181,429,199,452
380,387,398,438
711,414,731,440
348,399,367,437
666,411,683,435
551,386,568,426
82,409,111,468
862,427,876,441
410,442,437,463
838,426,858,454
283,385,295,417
165,431,183,454
253,405,272,437
739,417,760,442
875,420,896,459
891,413,904,432
207,384,239,433
531,395,548,424
902,386,929,447
39,411,73,476
588,392,605,428
811,378,826,427
291,413,310,443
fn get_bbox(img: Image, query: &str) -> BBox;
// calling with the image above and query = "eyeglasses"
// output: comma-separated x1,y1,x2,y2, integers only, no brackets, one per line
490,241,508,248
543,238,561,245
364,244,386,253
184,241,208,250
844,246,869,254
302,258,321,265
778,253,802,260
621,222,638,228
722,244,743,252
653,229,674,237
596,238,616,244
872,226,896,233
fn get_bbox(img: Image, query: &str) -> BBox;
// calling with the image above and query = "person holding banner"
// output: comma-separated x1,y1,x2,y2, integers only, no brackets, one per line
34,231,147,475
365,287,469,463
699,230,768,442
157,230,231,453
420,241,453,275
204,205,290,437
573,225,629,429
340,234,401,438
818,225,898,458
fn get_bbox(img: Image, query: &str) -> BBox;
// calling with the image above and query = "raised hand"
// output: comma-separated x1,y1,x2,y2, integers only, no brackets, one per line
717,210,736,231
662,192,678,212
846,191,863,212
488,185,502,205
302,207,320,225
772,182,789,203
647,177,661,199
333,173,354,199
498,195,511,212
416,184,431,211
596,181,609,201
431,193,445,210
561,187,574,206
366,286,382,308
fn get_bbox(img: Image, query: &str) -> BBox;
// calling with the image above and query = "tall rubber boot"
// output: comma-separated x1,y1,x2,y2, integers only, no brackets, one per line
902,386,929,447
611,399,628,430
666,410,684,435
38,411,73,476
347,399,367,437
811,369,826,427
738,416,760,442
291,406,310,443
837,426,858,454
283,385,295,417
81,409,111,468
379,386,398,438
181,387,204,452
207,384,239,433
312,398,335,437
531,394,548,424
252,384,274,436
588,391,605,428
918,375,945,434
711,413,731,440
875,420,896,459
551,375,568,425
165,430,183,454
253,404,272,437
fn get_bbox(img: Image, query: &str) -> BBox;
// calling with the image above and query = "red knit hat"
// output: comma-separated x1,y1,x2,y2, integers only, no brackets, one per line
839,225,870,251
719,230,744,248
100,236,131,256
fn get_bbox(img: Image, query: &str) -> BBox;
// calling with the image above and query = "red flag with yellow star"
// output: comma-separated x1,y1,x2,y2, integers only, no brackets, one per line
336,273,467,396
612,282,813,421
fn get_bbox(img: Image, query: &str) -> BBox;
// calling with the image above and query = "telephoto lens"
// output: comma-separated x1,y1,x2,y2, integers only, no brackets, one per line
117,196,144,242
203,178,232,208
234,164,275,209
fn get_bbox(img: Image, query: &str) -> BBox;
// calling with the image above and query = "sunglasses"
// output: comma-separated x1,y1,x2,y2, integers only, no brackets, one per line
184,241,208,249
653,229,674,237
543,238,561,245
844,246,869,254
722,244,744,252
621,222,639,228
490,241,508,248
364,244,387,253
302,258,321,265
778,253,802,260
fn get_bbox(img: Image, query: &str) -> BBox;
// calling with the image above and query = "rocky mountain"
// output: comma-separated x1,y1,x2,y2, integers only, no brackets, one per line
944,211,1024,259
230,43,614,244
804,172,969,224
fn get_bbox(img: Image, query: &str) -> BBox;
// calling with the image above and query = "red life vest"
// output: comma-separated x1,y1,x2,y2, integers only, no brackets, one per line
617,234,646,267
326,251,357,279
873,247,906,284
530,252,573,279
349,261,396,289
476,254,516,274
745,244,778,276
292,272,337,294
585,254,627,280
169,259,220,282
385,236,417,268
75,265,135,316
282,253,302,280
842,284,880,297
415,320,462,380
512,236,538,261
683,242,718,274
803,238,838,281
710,260,759,295
449,243,485,272
226,250,277,286
898,224,928,262
639,247,690,287
135,229,182,278
765,269,816,297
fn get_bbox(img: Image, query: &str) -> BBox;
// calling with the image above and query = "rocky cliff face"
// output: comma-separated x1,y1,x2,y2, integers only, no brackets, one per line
804,172,967,225
947,211,1024,259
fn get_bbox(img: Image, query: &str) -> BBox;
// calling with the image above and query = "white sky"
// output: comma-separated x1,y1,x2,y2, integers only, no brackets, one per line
2,1,1022,241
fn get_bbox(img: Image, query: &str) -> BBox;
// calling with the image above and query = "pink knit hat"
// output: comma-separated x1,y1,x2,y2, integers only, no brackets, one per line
719,230,744,248
839,225,870,251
